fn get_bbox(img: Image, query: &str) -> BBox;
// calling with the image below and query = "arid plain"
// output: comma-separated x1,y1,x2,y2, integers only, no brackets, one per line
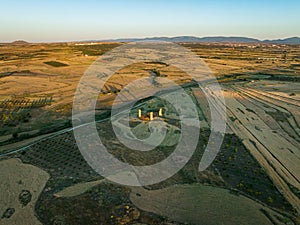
0,41,299,224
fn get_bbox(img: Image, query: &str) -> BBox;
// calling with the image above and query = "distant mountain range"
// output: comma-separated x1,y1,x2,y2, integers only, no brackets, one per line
7,36,300,44
100,36,300,44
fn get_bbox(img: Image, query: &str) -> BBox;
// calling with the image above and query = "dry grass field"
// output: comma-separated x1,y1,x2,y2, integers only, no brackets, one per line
0,158,49,224
0,42,299,135
130,184,293,225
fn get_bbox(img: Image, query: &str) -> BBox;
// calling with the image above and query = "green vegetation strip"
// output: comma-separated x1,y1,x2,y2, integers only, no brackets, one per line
43,61,69,67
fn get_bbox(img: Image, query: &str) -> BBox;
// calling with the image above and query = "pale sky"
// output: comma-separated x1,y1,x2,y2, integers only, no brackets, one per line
0,0,299,42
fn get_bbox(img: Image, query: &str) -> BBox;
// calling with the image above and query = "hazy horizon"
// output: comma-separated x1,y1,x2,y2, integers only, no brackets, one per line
1,0,299,42
2,35,300,44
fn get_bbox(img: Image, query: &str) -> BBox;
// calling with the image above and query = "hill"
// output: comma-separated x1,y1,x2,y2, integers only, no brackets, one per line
263,37,300,44
11,40,30,45
99,36,300,44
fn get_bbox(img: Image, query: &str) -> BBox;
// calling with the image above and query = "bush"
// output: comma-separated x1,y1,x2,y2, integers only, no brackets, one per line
12,132,18,139
267,197,274,203
44,61,69,67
